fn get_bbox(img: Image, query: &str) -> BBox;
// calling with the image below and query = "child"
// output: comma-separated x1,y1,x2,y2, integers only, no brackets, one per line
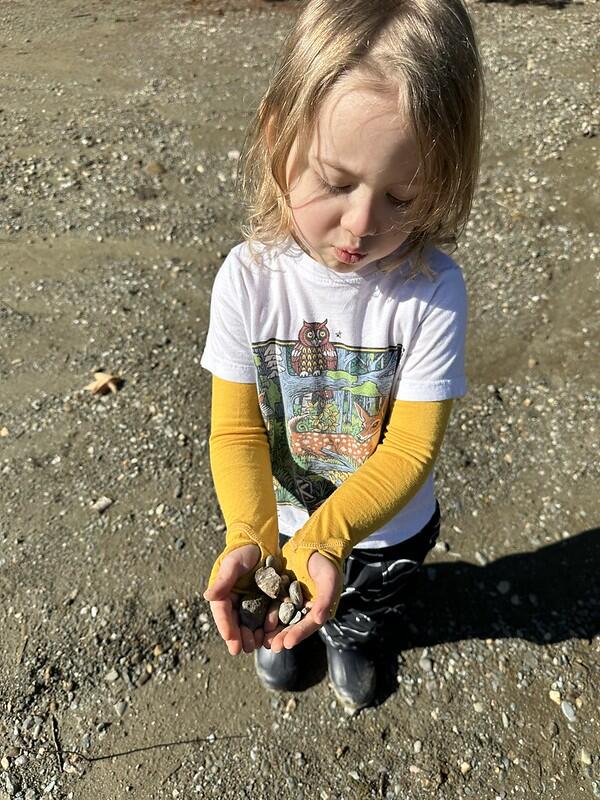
201,0,484,713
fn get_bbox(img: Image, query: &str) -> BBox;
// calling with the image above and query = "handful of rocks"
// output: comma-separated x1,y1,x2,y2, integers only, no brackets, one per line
239,554,307,632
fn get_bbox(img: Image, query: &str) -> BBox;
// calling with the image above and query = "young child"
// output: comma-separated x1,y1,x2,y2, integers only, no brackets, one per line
201,0,484,713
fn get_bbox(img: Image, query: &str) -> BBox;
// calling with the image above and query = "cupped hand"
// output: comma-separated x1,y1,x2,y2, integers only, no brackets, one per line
203,543,262,655
264,551,341,652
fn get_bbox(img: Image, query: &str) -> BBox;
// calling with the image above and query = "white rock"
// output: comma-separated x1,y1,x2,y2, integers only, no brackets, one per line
289,580,303,609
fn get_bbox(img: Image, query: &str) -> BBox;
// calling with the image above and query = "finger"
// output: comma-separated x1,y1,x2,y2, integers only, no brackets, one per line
268,616,316,652
240,625,256,654
263,623,285,649
225,637,243,656
264,602,281,633
280,613,321,650
253,627,264,649
209,599,240,644
309,584,340,626
311,601,334,627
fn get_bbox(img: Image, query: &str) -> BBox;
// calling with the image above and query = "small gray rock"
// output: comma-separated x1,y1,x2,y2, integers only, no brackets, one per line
279,602,296,625
240,595,269,631
419,656,433,673
91,495,113,514
254,566,281,599
265,554,279,570
289,580,303,610
5,773,16,796
288,611,302,625
114,701,128,718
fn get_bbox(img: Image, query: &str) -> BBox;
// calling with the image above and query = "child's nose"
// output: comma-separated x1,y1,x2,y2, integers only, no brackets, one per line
341,192,379,238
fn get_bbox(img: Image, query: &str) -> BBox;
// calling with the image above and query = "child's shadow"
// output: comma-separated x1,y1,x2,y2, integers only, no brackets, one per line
374,526,600,706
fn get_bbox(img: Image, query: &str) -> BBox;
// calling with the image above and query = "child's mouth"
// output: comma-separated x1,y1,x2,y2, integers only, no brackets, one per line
334,247,366,265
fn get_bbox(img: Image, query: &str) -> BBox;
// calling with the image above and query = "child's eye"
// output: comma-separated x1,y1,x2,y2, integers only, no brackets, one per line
388,195,411,210
318,177,351,195
319,176,411,209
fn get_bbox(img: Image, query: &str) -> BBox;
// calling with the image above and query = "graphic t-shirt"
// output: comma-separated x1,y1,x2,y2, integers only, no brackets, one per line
201,239,467,548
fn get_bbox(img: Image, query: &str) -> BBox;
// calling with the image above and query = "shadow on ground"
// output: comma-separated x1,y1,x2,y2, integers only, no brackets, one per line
370,526,600,705
290,528,599,701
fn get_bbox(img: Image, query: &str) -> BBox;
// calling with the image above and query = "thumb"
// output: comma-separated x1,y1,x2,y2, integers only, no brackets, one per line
311,589,338,626
203,556,247,601
309,565,341,625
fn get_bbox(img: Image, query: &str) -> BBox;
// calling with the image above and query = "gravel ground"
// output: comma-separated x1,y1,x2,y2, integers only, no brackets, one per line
0,1,598,798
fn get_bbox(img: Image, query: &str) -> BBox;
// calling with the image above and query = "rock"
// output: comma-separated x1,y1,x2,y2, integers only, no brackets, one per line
419,657,433,673
561,701,576,722
144,161,166,176
581,749,592,765
549,690,561,705
114,701,128,718
283,697,297,716
239,595,269,631
278,602,296,625
254,567,281,599
5,773,16,796
92,495,114,514
265,554,279,570
91,495,113,513
289,580,303,609
288,611,302,625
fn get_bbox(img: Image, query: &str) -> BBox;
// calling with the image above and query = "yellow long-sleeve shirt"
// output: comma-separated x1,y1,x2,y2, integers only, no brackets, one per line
207,375,452,606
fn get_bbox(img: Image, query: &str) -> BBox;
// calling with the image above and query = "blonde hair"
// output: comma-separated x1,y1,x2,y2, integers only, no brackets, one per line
239,0,485,276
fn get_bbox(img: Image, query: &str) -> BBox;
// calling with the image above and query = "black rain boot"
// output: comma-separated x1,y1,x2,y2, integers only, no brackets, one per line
324,641,376,714
254,645,301,692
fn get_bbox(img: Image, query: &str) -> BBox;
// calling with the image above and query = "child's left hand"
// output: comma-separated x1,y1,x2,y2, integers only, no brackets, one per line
264,549,342,652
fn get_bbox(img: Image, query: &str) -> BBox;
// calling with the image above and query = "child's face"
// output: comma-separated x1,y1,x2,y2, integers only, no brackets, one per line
285,76,420,273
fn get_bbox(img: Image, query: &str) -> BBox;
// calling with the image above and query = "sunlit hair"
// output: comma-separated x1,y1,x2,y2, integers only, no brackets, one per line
239,0,485,276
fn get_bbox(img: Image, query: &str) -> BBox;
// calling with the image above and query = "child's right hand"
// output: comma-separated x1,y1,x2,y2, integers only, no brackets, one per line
203,543,262,655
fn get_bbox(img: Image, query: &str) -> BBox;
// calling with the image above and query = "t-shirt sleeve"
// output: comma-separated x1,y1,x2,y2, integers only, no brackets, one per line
200,252,256,383
394,264,468,401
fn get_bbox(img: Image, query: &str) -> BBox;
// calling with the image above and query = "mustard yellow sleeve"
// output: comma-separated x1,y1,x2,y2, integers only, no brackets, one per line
281,398,453,609
206,375,279,593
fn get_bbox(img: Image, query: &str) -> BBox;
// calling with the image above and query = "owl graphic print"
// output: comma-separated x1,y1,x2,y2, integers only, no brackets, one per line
201,240,467,546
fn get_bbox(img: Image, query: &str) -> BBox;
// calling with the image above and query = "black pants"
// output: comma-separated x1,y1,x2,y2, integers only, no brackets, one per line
280,504,440,650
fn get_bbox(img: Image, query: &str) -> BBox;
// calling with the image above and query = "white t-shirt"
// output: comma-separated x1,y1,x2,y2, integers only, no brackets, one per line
201,239,467,548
